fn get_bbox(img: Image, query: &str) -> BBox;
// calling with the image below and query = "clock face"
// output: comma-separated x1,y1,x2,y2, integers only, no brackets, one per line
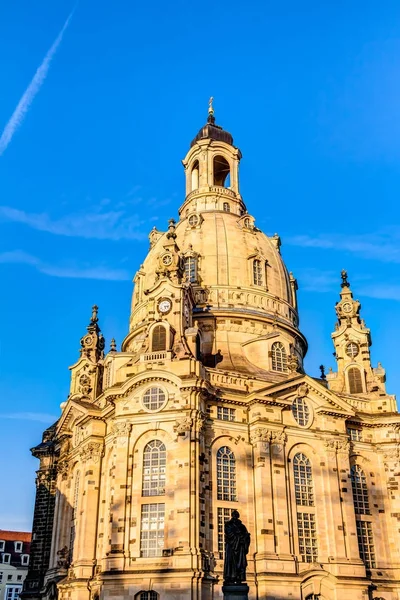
84,335,93,346
158,299,172,314
342,302,352,314
162,254,172,266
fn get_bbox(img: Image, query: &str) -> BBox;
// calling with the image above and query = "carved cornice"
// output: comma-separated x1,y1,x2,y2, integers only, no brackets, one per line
250,427,287,445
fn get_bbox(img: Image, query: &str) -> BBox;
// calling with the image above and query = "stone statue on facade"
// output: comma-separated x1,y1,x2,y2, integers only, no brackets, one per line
223,510,250,584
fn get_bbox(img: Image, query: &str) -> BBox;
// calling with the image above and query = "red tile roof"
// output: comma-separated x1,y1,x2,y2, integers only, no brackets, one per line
0,531,31,542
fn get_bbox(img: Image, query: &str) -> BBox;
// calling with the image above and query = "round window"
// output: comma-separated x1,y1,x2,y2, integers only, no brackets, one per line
142,387,167,411
346,342,359,358
162,254,172,266
188,214,199,227
292,397,310,427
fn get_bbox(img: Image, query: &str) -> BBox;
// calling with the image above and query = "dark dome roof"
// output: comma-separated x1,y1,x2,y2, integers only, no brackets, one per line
190,115,233,147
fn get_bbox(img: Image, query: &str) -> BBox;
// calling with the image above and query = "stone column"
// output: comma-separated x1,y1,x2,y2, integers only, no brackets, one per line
106,421,131,571
250,428,275,557
73,441,104,579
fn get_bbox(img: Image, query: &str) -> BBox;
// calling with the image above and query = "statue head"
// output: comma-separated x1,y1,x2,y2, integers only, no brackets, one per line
231,509,240,519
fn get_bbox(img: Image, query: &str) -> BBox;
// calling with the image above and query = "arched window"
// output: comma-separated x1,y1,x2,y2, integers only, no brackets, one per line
223,202,230,212
292,397,310,427
136,593,158,600
152,325,166,352
253,259,263,285
271,342,287,372
351,465,370,515
217,446,237,501
348,367,363,394
191,160,199,191
293,453,314,506
244,217,250,228
69,471,80,562
184,256,197,283
213,156,230,187
142,441,166,496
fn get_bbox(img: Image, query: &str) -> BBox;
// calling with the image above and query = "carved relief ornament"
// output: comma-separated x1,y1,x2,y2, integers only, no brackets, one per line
324,439,350,453
79,442,103,463
250,428,287,445
174,416,193,436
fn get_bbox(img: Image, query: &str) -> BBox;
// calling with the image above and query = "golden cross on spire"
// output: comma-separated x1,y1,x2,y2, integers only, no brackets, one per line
208,96,214,115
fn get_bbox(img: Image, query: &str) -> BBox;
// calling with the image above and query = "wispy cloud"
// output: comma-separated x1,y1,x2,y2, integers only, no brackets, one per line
0,204,147,241
0,412,58,423
297,268,400,302
0,9,75,156
286,230,400,263
0,250,130,280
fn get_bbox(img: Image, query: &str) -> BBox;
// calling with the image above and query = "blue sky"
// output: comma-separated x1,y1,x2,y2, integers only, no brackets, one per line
1,0,400,530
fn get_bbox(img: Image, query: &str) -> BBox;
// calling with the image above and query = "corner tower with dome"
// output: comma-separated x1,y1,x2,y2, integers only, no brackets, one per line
23,107,400,600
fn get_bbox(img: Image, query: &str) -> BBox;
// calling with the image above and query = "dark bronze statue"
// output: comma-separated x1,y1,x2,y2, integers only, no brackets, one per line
223,510,250,584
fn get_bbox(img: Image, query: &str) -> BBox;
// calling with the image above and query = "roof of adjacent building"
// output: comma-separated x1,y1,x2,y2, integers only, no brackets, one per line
0,530,32,542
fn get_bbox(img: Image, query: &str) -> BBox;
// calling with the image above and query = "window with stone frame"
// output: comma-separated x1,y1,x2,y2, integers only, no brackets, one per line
217,407,236,422
351,465,371,515
151,325,167,352
217,446,237,502
140,503,165,557
292,397,310,427
293,453,314,506
271,341,287,372
348,366,363,394
20,555,29,566
142,440,166,497
356,520,376,568
253,259,263,286
347,427,362,442
2,554,10,564
184,255,197,283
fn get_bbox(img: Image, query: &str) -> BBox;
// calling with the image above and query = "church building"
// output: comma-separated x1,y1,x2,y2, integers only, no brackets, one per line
22,105,400,600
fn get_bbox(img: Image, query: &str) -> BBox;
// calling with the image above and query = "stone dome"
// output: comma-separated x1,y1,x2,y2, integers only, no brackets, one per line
124,114,307,377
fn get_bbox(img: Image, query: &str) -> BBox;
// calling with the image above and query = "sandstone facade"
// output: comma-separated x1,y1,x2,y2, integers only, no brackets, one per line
22,107,400,600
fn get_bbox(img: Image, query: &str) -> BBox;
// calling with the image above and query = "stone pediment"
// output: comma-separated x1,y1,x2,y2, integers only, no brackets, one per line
250,374,355,418
57,399,102,435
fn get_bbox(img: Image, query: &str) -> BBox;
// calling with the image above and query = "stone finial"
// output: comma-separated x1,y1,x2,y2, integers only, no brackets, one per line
207,96,215,124
166,218,177,239
320,364,326,380
110,338,117,352
341,269,350,288
90,305,99,323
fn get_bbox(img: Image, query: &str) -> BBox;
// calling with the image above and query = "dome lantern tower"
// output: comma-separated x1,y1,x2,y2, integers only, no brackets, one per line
180,98,245,218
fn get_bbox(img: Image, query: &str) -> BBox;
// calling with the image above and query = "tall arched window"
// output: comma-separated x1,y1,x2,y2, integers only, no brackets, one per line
69,471,80,562
253,259,263,286
152,325,166,352
142,440,166,497
271,342,287,372
214,156,230,187
191,160,199,191
293,453,314,506
351,465,370,515
217,446,237,501
184,256,197,283
348,367,363,394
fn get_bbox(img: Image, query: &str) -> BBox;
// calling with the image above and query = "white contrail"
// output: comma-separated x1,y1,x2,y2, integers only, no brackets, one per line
0,9,74,156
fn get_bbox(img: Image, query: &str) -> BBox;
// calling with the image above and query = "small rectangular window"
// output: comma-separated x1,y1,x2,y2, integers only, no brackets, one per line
17,576,22,582
2,554,11,564
0,572,3,583
0,542,4,552
14,542,23,553
217,407,235,421
21,555,29,566
7,575,12,581
347,428,362,441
